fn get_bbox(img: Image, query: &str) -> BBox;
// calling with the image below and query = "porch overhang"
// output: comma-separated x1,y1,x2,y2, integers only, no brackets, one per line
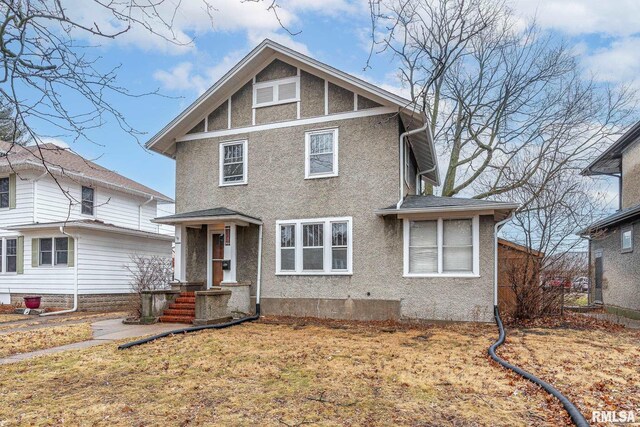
153,207,262,227
375,195,518,221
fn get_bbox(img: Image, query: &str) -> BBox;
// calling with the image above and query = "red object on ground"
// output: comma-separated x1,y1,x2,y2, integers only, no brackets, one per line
23,296,42,309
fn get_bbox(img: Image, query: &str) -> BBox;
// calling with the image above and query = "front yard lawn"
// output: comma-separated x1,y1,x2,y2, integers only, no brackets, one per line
0,316,636,426
0,323,93,358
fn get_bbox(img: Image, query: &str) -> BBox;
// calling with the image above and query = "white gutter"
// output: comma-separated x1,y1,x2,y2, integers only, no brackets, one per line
32,171,48,223
494,214,514,307
255,224,263,314
398,115,430,208
139,196,154,230
41,227,79,316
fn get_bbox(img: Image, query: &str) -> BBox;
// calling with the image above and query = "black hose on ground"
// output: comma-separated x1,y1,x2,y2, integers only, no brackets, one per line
488,306,589,427
118,304,261,350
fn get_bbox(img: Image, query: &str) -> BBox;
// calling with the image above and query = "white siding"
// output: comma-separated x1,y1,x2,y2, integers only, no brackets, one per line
0,230,75,295
0,228,172,296
156,202,175,236
0,170,35,237
34,175,160,232
77,230,172,294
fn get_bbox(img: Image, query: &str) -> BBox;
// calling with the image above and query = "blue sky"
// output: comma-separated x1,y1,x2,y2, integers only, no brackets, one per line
33,0,640,202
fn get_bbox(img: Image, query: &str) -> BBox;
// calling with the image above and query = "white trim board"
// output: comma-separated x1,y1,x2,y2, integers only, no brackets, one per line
177,107,396,143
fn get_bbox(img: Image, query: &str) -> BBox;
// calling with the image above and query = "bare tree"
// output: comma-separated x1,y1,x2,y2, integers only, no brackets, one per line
126,254,172,318
369,0,637,198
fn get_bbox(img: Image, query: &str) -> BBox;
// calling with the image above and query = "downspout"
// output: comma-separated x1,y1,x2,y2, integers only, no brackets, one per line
40,226,79,316
32,171,48,223
118,222,264,349
397,116,430,209
139,196,154,231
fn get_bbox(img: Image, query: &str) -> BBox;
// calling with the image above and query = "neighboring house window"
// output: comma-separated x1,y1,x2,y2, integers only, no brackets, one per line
276,217,352,275
81,186,94,215
40,238,53,265
253,76,299,108
404,216,479,277
0,177,8,208
219,140,247,186
38,237,69,266
55,237,69,265
5,238,17,273
305,128,338,179
621,226,633,253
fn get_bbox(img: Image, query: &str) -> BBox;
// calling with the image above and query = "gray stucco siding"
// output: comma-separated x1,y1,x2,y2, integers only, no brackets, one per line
358,95,382,110
590,220,640,313
231,81,253,128
207,101,228,131
256,59,297,82
255,102,297,125
175,113,496,322
300,70,325,118
328,82,354,114
622,140,640,209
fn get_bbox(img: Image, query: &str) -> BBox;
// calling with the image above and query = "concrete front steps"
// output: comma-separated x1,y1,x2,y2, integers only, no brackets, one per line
159,292,196,324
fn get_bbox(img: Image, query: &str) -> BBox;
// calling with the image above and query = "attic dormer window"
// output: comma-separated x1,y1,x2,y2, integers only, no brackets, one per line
253,76,299,108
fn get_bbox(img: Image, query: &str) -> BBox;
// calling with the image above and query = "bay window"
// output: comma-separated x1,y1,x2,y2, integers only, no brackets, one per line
404,216,479,277
276,217,352,275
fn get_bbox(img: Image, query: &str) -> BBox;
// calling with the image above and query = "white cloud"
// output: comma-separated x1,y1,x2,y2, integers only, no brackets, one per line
511,0,640,37
582,37,640,86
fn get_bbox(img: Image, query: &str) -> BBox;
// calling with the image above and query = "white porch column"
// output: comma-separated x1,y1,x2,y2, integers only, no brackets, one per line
174,225,187,282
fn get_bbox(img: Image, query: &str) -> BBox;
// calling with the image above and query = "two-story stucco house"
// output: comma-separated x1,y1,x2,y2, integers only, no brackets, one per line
0,141,174,311
147,40,517,323
580,121,640,319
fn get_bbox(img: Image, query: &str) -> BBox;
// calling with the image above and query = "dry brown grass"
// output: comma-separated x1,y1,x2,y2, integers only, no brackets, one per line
0,314,29,323
500,325,640,423
0,320,564,427
0,323,93,358
0,311,126,332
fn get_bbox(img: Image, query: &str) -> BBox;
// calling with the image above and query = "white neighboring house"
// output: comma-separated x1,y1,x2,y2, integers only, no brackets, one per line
0,141,174,310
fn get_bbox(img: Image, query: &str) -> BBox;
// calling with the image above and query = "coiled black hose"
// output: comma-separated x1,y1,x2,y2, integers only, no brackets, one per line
118,304,261,350
488,306,589,427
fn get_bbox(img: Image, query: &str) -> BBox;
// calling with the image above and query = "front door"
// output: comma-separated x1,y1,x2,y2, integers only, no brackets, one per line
212,233,225,287
594,251,603,303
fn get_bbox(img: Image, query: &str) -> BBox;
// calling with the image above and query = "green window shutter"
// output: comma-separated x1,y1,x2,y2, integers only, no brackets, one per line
31,238,39,268
67,237,75,268
16,236,24,274
8,173,16,209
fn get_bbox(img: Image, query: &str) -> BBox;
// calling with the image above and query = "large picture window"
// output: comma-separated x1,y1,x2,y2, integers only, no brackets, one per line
219,140,247,186
404,216,479,277
276,217,352,275
305,128,338,179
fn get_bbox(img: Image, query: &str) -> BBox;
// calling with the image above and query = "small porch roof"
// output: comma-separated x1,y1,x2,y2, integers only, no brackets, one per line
153,207,262,226
375,195,518,220
5,220,174,241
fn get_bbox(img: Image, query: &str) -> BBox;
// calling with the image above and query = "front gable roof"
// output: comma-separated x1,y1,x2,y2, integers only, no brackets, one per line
146,39,439,186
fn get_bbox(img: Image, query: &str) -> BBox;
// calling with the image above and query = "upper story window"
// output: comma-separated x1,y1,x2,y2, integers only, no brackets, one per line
305,128,338,179
81,186,94,215
219,140,248,186
253,76,299,108
276,217,352,275
0,177,8,208
404,216,479,277
621,226,633,253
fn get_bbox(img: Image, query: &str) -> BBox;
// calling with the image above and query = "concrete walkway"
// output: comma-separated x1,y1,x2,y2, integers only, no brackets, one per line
0,318,186,365
583,312,640,329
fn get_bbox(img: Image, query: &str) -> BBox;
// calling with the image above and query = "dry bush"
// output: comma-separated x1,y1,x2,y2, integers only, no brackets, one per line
125,255,172,318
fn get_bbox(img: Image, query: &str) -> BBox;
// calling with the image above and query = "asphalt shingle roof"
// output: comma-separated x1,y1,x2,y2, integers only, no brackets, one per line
155,207,261,222
383,195,517,210
579,203,640,235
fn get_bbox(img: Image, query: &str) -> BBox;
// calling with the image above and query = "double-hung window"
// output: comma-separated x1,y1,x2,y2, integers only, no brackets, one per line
219,140,247,186
621,226,633,253
5,238,17,273
276,217,352,275
0,177,9,208
81,186,94,215
305,129,338,179
38,237,69,266
404,216,479,277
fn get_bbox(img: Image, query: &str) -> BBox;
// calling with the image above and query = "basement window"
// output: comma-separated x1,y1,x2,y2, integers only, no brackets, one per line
253,76,299,108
